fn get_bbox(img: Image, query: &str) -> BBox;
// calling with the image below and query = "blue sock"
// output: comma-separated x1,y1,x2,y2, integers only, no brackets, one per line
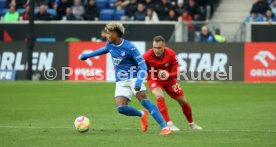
141,99,167,129
117,105,142,117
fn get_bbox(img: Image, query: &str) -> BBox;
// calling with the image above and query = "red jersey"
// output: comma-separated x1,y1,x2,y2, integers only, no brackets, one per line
143,47,179,81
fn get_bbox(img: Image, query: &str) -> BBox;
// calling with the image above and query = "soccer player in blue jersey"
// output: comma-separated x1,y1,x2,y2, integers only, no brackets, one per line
80,22,172,135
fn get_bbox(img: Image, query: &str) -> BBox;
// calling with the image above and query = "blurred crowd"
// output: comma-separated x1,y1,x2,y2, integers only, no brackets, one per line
0,0,219,21
245,0,276,22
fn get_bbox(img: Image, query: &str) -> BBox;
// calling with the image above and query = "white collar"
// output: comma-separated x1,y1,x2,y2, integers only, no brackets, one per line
113,39,124,47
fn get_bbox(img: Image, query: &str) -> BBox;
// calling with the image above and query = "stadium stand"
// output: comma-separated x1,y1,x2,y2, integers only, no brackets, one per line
0,0,221,22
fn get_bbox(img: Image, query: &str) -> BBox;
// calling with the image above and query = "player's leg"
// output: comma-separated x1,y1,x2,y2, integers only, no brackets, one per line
115,96,143,117
114,81,143,117
174,96,202,130
136,91,172,135
131,79,171,135
148,80,171,123
149,80,180,131
165,82,202,130
174,96,193,123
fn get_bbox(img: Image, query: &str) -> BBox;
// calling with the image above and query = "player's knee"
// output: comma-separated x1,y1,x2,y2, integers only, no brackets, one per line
117,106,129,116
136,91,147,100
154,92,164,99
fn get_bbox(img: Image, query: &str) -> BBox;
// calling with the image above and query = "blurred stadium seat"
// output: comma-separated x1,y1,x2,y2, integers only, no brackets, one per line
47,9,57,17
1,8,9,16
108,0,117,8
96,0,108,9
17,9,25,14
36,38,56,42
99,9,114,20
114,10,124,20
0,0,6,9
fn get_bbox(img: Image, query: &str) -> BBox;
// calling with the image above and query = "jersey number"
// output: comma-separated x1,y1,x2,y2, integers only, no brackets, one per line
172,83,182,93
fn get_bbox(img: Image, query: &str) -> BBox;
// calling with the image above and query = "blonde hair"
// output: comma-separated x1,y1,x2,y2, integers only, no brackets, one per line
104,22,125,37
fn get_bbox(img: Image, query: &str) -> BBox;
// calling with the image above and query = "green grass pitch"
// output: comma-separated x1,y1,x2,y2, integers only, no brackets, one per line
0,81,275,147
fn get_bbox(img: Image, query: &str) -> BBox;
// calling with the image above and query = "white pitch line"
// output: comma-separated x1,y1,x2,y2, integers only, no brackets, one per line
0,125,276,133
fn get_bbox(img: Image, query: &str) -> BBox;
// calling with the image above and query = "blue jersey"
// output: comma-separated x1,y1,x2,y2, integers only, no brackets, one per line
104,39,145,82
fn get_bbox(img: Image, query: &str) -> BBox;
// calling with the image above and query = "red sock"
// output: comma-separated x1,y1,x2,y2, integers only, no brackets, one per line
157,98,170,123
181,102,193,123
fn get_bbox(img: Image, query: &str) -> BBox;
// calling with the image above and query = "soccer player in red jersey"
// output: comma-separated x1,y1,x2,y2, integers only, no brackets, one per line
143,36,202,131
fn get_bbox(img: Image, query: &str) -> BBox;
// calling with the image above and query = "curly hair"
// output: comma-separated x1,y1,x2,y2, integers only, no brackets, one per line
104,22,125,37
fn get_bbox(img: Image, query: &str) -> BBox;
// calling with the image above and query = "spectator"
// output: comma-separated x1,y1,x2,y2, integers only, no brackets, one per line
156,0,172,20
244,10,263,22
214,28,226,43
134,3,146,21
83,0,99,20
114,0,125,10
72,0,84,20
56,0,72,20
198,5,206,20
251,0,271,15
270,0,276,15
35,4,51,20
193,13,203,31
20,4,30,20
125,0,138,18
184,0,200,19
36,0,53,8
143,0,156,9
174,0,184,16
6,0,26,9
3,3,19,22
267,0,273,4
145,8,159,22
65,7,76,20
264,9,276,21
198,26,216,43
179,10,193,30
164,9,178,21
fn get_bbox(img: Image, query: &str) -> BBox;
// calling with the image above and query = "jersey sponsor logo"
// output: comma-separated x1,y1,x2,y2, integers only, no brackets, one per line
0,51,54,71
244,43,276,82
164,63,169,67
121,51,125,56
177,53,228,72
112,57,123,66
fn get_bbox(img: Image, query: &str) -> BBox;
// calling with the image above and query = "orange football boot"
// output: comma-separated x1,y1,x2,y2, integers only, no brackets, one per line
160,128,173,135
141,109,148,132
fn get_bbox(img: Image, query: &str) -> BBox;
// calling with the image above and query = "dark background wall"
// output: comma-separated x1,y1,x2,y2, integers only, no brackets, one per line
0,23,175,42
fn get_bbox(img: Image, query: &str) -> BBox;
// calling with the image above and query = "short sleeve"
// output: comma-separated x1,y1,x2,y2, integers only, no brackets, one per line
130,47,145,65
170,51,178,65
104,42,111,53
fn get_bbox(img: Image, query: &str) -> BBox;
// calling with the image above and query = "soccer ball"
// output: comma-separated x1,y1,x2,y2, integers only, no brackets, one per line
74,116,90,133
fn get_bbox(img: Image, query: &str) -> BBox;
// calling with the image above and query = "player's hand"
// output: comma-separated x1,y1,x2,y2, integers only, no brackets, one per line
79,54,88,60
134,86,141,91
134,79,142,91
158,70,169,80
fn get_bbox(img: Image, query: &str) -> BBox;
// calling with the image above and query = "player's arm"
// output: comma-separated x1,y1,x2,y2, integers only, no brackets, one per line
79,47,109,60
168,52,179,78
159,52,179,79
132,48,148,91
168,62,178,78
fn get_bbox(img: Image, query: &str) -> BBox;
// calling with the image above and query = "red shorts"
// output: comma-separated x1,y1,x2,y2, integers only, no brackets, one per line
147,79,184,98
